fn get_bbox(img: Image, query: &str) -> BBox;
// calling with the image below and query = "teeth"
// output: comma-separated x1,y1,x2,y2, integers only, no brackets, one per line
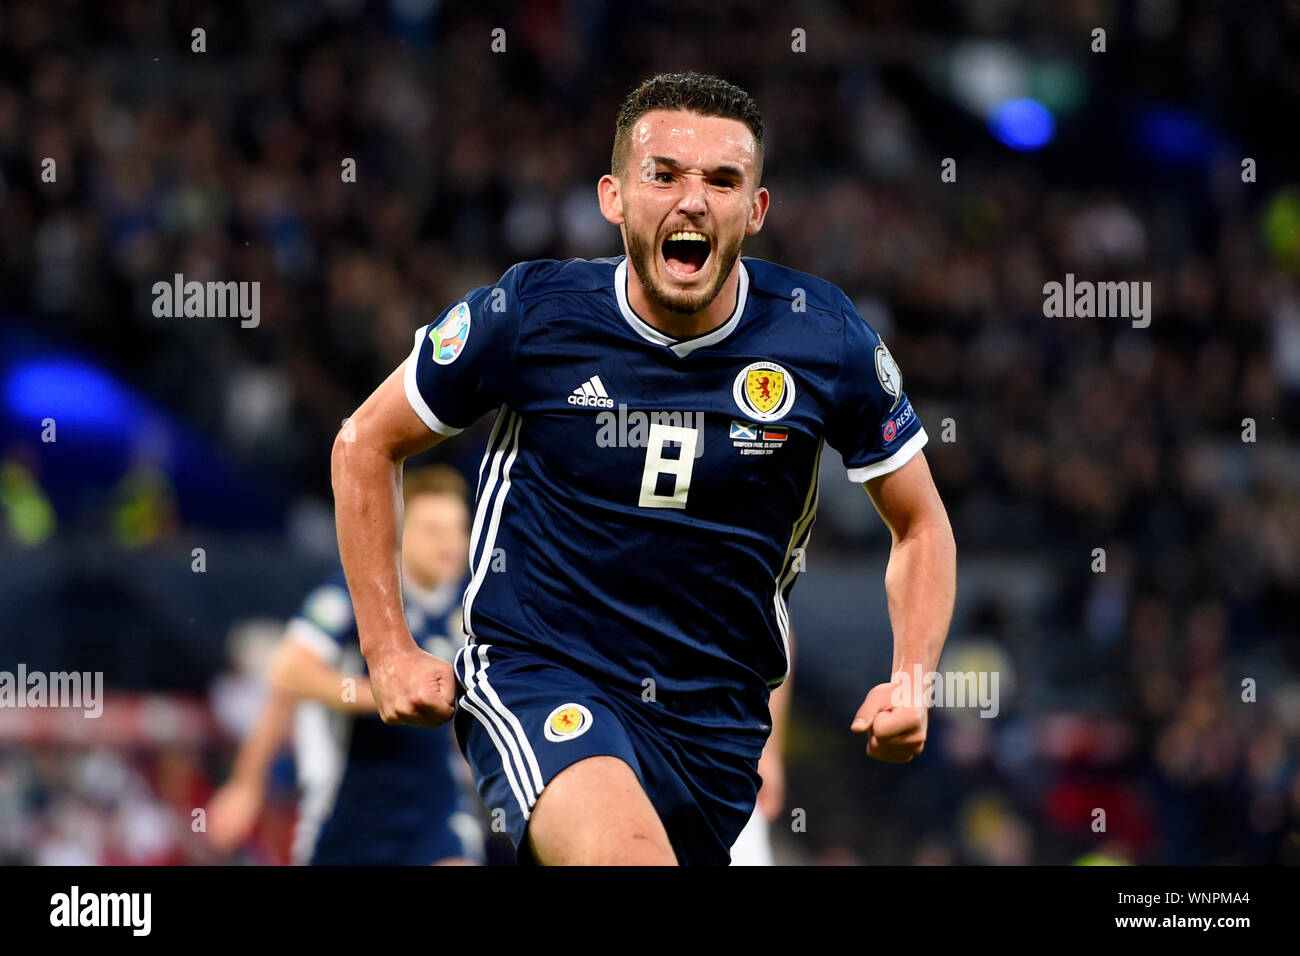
666,231,708,243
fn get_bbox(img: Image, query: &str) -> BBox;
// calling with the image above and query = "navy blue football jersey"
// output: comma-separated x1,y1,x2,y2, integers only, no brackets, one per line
404,256,926,739
286,570,482,865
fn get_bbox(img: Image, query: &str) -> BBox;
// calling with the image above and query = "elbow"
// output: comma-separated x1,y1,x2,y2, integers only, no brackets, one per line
896,500,955,552
331,414,396,497
924,493,956,551
930,506,957,569
330,425,352,495
935,503,956,554
265,658,290,698
893,507,957,581
265,643,299,699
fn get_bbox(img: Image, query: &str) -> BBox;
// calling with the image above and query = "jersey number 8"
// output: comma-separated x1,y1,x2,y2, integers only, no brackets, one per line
638,423,698,510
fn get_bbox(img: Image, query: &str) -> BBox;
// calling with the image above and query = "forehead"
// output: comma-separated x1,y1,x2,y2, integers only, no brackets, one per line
406,494,466,522
628,109,757,170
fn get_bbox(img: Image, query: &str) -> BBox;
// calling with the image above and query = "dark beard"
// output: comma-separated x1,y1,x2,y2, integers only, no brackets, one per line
627,227,742,316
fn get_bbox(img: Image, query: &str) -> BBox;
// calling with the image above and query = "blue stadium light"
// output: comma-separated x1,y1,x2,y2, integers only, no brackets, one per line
3,358,139,435
989,98,1055,152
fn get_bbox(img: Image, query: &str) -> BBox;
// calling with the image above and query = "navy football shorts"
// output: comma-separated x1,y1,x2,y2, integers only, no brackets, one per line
452,642,764,865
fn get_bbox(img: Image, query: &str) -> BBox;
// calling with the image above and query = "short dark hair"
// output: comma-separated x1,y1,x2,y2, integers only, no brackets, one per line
612,72,764,183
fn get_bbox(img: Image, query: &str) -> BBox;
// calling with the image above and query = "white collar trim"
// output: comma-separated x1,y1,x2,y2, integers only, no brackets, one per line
614,257,748,358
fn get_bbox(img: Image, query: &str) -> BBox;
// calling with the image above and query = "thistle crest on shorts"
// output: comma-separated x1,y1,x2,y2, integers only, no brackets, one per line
544,703,593,742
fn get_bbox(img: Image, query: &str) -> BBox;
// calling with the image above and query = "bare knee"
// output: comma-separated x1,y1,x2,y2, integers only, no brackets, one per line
527,755,677,865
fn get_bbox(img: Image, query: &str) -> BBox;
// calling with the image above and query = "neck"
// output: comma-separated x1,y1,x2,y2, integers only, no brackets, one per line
627,261,741,340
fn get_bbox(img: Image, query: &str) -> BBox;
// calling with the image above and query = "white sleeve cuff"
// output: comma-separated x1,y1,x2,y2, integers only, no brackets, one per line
845,427,928,483
404,327,465,437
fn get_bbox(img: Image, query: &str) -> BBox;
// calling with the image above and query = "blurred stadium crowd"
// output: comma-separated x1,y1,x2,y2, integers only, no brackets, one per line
1,0,1298,864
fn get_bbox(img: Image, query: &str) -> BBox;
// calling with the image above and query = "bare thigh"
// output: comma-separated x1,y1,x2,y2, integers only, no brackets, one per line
526,755,677,865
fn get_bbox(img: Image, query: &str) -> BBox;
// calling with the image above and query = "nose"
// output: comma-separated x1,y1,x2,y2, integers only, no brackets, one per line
677,173,708,216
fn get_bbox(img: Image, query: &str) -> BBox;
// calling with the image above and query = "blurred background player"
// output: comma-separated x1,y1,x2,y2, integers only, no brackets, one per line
207,465,485,865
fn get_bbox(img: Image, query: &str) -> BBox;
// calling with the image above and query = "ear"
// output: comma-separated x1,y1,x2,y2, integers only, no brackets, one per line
598,174,625,226
745,186,770,237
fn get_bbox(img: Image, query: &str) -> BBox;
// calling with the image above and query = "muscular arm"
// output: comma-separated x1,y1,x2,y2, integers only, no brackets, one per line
865,451,956,677
851,451,956,762
331,362,457,726
332,363,443,662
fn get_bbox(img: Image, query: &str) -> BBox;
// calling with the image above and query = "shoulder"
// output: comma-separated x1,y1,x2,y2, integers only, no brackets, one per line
742,258,855,317
507,256,621,302
486,259,620,341
741,257,870,340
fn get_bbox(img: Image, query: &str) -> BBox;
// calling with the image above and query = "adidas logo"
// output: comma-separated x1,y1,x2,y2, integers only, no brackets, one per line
567,374,614,408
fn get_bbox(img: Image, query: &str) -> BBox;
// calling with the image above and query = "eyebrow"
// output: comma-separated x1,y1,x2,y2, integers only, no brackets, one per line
650,156,746,180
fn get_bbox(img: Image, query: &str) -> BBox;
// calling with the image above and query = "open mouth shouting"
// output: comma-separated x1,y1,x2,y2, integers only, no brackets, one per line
661,229,712,281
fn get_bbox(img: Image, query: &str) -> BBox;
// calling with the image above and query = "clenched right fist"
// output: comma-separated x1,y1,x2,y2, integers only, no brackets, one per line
368,645,457,728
